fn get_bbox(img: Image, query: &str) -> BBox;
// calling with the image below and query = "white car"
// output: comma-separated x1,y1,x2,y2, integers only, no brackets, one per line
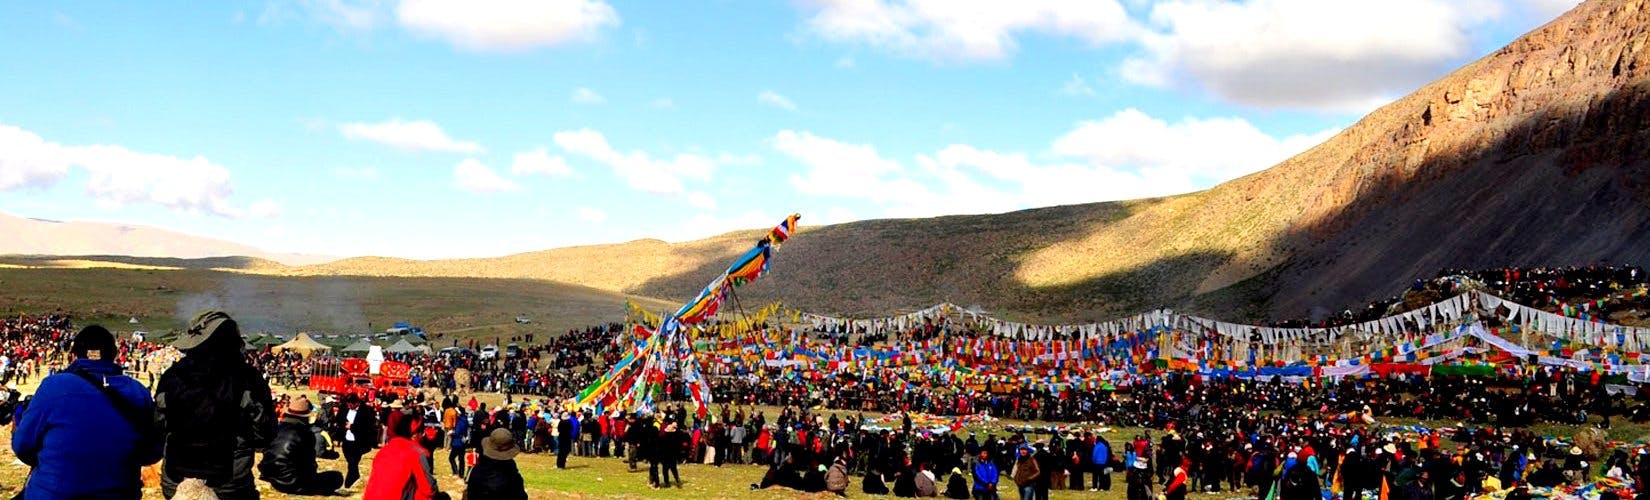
479,345,499,360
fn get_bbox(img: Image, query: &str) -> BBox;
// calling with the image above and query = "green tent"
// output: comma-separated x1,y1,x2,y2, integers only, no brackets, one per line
340,338,375,354
252,335,287,347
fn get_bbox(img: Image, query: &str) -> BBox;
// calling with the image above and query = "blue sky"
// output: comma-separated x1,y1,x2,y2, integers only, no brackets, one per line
0,0,1577,258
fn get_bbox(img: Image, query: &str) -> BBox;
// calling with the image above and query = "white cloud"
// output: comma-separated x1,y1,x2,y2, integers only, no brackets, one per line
452,158,523,193
772,130,913,205
0,123,243,217
338,118,483,153
1060,74,1097,97
510,148,574,176
650,98,676,109
551,128,715,194
773,109,1337,218
1051,108,1338,183
797,0,1134,61
715,153,763,166
396,0,620,51
0,124,73,192
1522,0,1580,19
686,191,718,210
1124,0,1505,111
575,206,608,223
77,151,236,216
835,56,856,68
249,198,284,218
571,87,606,105
757,90,798,111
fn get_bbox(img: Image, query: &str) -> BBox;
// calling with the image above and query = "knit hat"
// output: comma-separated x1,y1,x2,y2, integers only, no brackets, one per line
72,325,117,361
174,310,238,351
482,428,520,460
283,398,313,424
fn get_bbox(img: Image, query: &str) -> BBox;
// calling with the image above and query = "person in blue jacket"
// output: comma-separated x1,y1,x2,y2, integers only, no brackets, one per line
973,449,1000,500
1091,435,1113,491
12,325,162,499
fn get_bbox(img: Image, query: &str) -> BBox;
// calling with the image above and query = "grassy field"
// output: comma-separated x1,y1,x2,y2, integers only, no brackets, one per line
0,266,672,341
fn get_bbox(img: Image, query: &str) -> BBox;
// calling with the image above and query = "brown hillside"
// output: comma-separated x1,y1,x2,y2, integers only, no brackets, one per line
0,212,335,266
283,0,1650,322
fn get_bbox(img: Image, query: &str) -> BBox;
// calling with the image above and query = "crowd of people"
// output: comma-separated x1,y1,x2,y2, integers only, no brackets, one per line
5,265,1650,499
6,311,532,500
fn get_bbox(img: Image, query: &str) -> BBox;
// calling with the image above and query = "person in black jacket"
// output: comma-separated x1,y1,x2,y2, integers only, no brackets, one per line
466,428,527,500
333,392,380,488
944,467,971,499
155,310,275,500
260,398,343,495
1033,442,1057,500
556,412,575,469
656,422,686,488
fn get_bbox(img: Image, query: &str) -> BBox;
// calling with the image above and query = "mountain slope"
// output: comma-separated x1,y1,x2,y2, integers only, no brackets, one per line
0,212,333,266
294,0,1650,321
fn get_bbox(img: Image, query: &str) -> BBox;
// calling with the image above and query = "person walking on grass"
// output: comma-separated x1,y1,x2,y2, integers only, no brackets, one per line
448,406,469,478
334,393,380,488
658,421,688,488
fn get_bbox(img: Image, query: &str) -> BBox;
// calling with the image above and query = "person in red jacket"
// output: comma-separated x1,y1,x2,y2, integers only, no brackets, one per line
364,411,449,500
1164,458,1189,500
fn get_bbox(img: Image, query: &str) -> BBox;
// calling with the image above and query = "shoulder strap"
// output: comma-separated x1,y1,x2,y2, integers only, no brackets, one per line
66,368,150,432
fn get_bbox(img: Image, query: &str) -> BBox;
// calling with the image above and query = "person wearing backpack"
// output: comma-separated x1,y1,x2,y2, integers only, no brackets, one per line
154,311,276,500
12,325,162,499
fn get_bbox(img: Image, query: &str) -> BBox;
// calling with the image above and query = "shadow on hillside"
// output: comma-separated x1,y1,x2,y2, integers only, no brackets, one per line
0,267,671,338
630,70,1650,325
1256,78,1650,320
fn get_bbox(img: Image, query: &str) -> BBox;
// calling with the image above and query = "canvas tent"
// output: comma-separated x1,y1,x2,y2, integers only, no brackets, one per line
340,338,375,354
385,339,428,355
272,333,331,357
250,335,286,348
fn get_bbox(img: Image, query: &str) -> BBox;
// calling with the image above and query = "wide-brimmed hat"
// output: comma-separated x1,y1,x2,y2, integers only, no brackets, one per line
1570,447,1583,456
482,428,520,460
284,398,313,424
174,310,238,350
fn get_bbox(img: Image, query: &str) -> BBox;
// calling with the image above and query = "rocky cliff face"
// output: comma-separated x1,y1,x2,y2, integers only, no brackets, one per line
1257,0,1650,317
